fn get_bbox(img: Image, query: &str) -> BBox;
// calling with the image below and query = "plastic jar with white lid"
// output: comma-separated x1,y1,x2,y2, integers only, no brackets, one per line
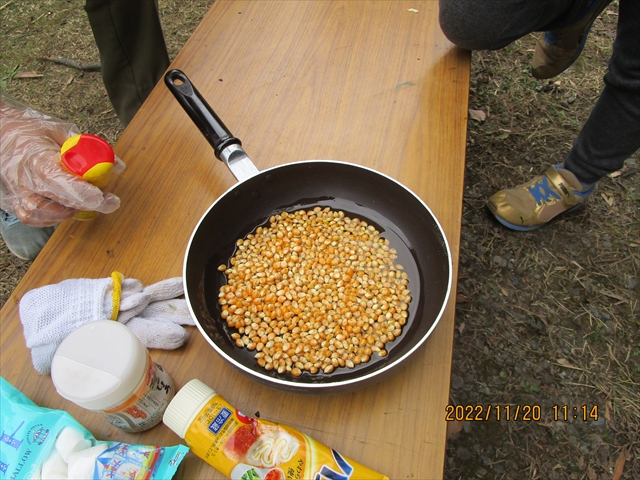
51,320,174,433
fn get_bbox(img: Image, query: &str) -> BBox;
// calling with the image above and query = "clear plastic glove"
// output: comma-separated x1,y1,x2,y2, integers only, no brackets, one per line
19,274,195,375
0,93,125,227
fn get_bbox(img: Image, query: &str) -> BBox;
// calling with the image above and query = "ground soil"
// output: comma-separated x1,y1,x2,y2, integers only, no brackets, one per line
1,1,638,479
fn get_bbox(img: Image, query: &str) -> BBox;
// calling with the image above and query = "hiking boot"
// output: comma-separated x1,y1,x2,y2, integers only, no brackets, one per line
0,210,56,260
487,166,594,231
531,0,612,79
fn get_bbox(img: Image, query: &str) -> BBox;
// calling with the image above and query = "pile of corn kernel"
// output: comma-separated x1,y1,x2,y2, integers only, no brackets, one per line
218,206,411,377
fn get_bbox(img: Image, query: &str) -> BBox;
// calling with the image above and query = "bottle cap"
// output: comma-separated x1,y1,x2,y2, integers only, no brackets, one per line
163,379,216,439
51,321,148,411
60,134,115,189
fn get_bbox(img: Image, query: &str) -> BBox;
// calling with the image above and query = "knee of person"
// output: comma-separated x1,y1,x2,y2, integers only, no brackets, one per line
439,0,502,51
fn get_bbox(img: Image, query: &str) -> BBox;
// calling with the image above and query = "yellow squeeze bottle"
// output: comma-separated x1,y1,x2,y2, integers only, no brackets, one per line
163,379,389,480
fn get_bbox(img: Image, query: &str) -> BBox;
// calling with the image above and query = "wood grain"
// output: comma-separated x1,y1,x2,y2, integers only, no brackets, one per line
0,1,469,478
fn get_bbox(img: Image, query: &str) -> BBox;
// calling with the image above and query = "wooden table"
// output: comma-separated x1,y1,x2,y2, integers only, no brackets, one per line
0,1,469,478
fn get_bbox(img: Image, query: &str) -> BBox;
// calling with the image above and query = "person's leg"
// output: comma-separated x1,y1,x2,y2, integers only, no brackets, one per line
563,0,640,184
488,0,640,230
84,0,170,127
438,0,591,51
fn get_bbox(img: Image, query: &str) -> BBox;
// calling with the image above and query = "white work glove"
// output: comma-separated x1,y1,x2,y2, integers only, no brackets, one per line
19,274,195,375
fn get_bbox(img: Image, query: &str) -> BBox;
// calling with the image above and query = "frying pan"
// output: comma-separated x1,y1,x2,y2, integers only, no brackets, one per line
165,69,452,394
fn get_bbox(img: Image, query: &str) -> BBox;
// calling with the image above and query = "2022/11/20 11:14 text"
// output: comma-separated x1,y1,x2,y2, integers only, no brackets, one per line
445,404,599,422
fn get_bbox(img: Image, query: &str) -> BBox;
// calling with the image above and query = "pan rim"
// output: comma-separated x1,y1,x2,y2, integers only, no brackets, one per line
183,159,453,390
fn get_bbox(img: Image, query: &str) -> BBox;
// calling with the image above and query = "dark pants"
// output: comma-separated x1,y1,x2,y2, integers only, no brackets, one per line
84,0,170,127
439,0,640,185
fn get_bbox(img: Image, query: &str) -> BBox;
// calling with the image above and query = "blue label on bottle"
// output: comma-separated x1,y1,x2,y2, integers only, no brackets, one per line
208,407,232,435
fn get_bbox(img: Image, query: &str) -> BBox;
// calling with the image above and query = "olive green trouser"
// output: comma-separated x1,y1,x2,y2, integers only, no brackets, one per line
84,0,170,127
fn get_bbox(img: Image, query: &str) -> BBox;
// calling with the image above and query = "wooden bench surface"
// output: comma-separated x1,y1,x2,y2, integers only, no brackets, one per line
0,1,469,478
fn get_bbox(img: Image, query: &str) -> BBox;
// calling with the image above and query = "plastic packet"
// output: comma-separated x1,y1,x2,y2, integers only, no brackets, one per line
0,377,188,480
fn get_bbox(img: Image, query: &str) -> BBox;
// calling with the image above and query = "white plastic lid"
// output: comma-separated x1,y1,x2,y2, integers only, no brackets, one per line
51,321,148,411
163,379,216,439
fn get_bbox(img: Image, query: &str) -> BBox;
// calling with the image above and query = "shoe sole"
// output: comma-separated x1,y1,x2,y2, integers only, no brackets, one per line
489,203,585,231
533,0,611,79
3,242,33,261
554,21,594,77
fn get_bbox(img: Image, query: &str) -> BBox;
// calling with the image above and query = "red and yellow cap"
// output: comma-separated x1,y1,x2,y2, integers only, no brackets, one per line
60,134,115,189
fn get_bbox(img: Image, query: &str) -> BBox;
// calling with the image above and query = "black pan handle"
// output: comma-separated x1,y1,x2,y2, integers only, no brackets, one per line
164,69,241,160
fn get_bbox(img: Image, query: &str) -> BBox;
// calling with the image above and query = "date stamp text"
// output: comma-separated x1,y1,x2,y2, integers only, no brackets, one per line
445,404,599,422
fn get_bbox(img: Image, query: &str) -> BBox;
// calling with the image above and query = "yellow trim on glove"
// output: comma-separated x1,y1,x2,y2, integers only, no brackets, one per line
110,271,124,320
